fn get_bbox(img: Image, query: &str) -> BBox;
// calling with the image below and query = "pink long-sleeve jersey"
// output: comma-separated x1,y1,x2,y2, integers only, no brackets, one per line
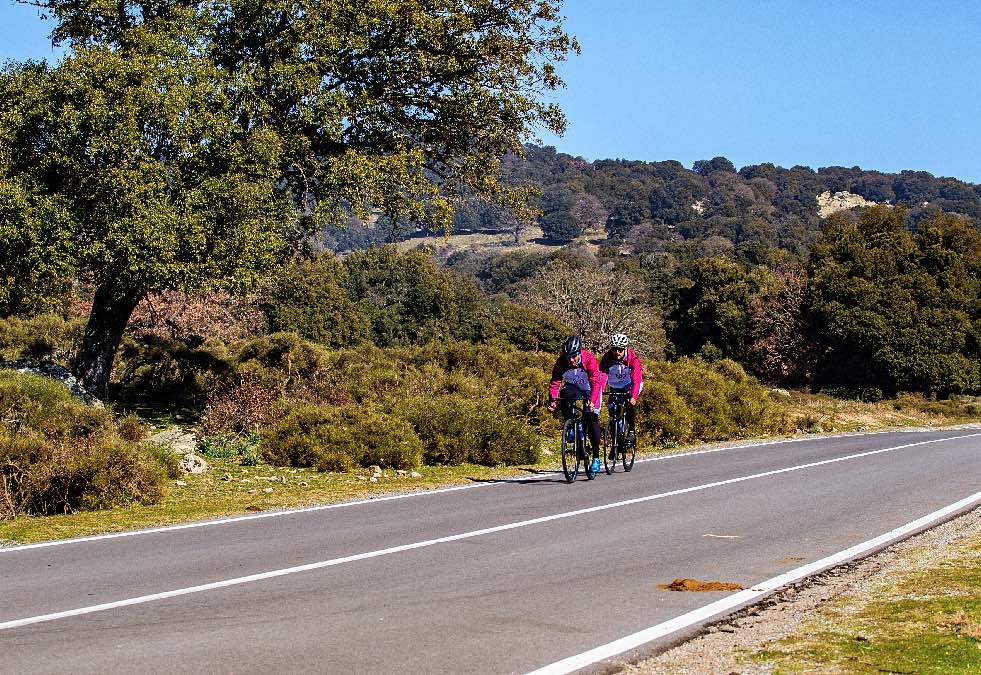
548,348,604,410
599,347,644,401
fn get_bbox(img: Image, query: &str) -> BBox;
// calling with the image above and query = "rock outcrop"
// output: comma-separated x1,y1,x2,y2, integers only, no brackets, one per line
816,191,882,218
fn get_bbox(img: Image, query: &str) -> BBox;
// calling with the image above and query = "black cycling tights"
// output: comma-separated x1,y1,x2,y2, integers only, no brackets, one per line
560,400,601,458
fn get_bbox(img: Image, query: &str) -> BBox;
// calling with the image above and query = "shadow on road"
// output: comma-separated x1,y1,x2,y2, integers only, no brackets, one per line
467,468,570,485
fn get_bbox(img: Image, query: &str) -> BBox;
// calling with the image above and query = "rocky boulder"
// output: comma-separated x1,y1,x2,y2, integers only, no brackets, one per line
179,453,208,475
149,428,198,455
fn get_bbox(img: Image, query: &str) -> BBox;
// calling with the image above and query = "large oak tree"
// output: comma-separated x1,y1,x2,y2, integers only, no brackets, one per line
0,0,576,395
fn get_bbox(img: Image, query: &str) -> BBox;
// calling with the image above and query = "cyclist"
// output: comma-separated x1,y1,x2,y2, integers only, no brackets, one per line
547,335,604,475
599,333,644,452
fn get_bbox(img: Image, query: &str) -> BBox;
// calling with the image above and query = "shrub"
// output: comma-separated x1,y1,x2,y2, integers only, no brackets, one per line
636,357,779,444
636,380,695,444
0,313,86,363
200,376,283,436
477,304,568,352
0,371,171,517
397,394,540,466
112,335,234,408
198,434,240,458
117,413,148,442
234,332,335,387
240,446,262,467
261,404,423,471
141,442,181,479
258,259,371,348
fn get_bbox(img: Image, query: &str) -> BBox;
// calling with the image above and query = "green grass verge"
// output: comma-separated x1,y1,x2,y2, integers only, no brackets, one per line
0,454,544,544
747,535,981,673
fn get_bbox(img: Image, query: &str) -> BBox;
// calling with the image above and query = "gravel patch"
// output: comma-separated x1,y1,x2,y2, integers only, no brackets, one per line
621,505,981,675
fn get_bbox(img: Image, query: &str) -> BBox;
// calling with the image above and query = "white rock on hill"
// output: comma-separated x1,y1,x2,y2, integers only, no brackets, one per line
149,428,198,455
816,190,884,218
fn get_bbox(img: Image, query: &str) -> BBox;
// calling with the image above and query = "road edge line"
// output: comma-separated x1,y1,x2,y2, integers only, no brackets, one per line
524,491,981,675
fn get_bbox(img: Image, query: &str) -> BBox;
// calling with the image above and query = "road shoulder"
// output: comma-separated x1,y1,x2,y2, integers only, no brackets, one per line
622,505,981,674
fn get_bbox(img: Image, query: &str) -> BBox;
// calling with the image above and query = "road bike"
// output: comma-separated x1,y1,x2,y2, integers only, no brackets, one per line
604,389,636,474
560,396,598,482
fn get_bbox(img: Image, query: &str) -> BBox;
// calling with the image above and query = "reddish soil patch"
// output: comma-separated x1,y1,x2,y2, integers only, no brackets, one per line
657,578,745,592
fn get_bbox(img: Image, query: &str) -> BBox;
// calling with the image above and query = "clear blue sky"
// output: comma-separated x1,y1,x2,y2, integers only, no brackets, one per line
3,0,980,182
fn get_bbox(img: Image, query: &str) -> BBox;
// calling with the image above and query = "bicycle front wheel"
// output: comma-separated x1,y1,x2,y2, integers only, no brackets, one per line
561,419,580,483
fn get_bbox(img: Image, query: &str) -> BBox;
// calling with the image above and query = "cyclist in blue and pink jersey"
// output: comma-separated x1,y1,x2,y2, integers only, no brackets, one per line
599,333,644,449
547,335,604,474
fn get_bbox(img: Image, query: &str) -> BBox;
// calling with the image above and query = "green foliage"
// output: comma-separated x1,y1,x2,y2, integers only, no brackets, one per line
476,304,568,352
667,257,763,361
240,446,261,467
197,338,551,469
810,208,981,396
0,313,86,362
116,413,148,442
259,258,370,349
199,432,262,462
198,434,240,459
261,404,423,472
342,246,480,346
113,335,235,408
0,371,171,517
538,186,588,241
635,357,780,444
0,180,78,316
397,394,540,466
140,442,182,480
0,2,574,391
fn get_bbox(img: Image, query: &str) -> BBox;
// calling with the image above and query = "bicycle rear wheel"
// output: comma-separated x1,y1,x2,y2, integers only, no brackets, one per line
561,419,580,482
622,424,636,472
581,420,596,480
604,419,618,475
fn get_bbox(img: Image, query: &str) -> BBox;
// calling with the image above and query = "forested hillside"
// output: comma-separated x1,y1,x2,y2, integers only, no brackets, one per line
322,146,981,400
328,145,981,264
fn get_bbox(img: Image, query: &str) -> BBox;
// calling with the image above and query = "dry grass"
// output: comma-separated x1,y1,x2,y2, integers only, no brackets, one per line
749,529,981,673
396,225,606,258
776,390,979,433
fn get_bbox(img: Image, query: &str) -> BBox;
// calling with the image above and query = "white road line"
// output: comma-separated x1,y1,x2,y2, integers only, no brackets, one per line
0,427,939,554
525,491,981,675
2,432,977,631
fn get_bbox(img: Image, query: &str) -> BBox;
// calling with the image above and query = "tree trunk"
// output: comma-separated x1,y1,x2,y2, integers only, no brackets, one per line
75,282,142,398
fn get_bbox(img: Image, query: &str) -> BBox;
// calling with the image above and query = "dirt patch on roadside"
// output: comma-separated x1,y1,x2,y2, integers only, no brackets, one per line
657,578,745,592
620,506,981,675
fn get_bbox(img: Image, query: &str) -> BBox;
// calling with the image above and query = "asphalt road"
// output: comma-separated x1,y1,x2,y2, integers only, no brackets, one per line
1,428,979,674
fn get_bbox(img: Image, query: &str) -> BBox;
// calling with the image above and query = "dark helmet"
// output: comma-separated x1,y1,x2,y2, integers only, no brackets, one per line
562,335,582,359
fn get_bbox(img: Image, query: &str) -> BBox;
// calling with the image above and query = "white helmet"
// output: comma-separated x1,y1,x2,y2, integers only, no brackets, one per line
610,333,629,348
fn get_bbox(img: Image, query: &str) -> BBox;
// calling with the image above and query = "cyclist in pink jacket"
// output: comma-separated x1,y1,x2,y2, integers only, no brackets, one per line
599,333,643,449
547,335,604,474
